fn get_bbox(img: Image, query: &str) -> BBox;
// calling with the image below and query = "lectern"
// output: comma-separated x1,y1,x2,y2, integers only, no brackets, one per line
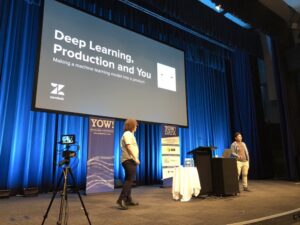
212,158,239,195
187,146,216,195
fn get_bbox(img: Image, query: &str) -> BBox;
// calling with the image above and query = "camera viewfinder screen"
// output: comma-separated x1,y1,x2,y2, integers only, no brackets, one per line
61,135,75,144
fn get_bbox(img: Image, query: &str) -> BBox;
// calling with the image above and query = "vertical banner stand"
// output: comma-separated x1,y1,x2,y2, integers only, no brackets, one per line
86,117,115,194
161,125,180,187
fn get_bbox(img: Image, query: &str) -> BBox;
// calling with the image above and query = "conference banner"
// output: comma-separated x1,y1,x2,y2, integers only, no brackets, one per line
161,125,180,187
86,117,114,194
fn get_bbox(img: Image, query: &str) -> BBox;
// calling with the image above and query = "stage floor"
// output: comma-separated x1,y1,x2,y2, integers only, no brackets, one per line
0,180,300,225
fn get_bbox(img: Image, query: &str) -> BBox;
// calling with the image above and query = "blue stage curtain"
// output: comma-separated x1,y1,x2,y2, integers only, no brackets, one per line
0,0,89,192
0,0,261,192
271,39,299,180
228,50,260,178
180,57,232,159
0,0,55,192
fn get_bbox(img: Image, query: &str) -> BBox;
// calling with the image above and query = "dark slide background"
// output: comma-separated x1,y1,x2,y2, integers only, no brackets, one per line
35,0,187,126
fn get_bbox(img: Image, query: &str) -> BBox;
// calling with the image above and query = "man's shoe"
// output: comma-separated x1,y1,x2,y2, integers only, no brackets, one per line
126,200,139,206
116,199,128,210
243,187,250,192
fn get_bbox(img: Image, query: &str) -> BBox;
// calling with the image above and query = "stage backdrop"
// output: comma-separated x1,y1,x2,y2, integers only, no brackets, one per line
0,0,264,193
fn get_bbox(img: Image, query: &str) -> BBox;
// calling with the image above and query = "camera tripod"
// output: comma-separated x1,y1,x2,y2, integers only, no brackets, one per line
41,159,92,225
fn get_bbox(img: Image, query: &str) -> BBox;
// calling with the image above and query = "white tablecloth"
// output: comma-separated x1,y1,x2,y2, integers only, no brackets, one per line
172,166,201,202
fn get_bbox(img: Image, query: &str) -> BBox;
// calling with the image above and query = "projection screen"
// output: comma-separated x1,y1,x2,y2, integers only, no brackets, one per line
34,0,188,126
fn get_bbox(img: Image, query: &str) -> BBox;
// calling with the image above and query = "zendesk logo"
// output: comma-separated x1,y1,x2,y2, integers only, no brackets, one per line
51,83,65,96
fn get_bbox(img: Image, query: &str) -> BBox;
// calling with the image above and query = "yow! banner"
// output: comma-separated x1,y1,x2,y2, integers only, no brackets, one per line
161,125,180,187
86,117,114,194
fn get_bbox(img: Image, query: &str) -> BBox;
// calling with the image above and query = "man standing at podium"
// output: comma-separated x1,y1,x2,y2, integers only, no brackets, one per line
231,132,250,192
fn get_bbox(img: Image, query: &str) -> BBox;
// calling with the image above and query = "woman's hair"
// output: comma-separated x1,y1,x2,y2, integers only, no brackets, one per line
234,132,241,138
124,119,138,132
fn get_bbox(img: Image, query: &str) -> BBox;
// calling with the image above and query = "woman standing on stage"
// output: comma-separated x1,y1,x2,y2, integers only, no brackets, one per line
116,119,140,210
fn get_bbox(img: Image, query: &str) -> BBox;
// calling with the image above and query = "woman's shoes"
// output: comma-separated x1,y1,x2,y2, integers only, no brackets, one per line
126,200,139,206
117,199,139,210
116,199,128,210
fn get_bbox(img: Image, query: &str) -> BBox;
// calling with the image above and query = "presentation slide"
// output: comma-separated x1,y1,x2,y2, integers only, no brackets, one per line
34,0,188,126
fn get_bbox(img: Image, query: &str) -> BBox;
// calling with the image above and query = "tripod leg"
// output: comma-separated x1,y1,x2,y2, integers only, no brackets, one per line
69,168,92,225
41,172,64,225
57,167,69,225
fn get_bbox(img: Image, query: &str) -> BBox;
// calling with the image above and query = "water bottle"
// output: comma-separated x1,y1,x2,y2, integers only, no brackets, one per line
190,158,194,167
184,158,194,167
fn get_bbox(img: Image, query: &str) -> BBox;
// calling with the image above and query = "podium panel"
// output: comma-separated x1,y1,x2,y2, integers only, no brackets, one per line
212,158,239,195
194,152,212,195
188,146,216,195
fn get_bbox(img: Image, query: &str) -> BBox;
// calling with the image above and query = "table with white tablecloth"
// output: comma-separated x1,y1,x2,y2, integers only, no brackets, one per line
172,166,201,202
